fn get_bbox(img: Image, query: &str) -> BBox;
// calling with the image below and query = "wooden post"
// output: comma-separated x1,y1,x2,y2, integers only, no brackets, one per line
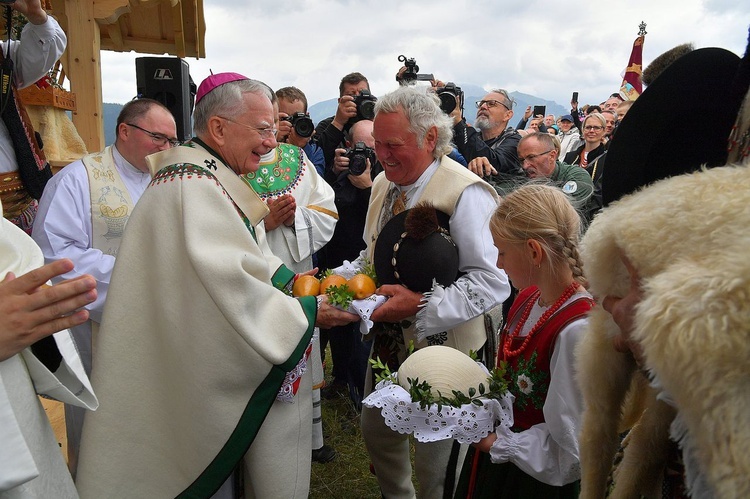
65,0,103,152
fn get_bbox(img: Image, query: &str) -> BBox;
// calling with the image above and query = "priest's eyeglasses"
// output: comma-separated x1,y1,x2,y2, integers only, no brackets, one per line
127,123,180,148
218,116,278,139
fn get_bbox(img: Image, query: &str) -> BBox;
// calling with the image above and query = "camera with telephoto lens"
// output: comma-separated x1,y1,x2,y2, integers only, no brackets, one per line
353,90,377,121
281,112,314,138
345,141,376,176
436,82,464,114
396,55,435,85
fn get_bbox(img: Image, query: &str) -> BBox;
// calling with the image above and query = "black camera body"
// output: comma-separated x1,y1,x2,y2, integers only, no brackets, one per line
437,82,464,114
396,55,434,85
281,112,314,138
345,141,376,176
353,90,377,121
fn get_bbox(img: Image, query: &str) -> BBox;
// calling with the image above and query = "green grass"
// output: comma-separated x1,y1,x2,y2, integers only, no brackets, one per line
309,392,381,498
310,349,423,498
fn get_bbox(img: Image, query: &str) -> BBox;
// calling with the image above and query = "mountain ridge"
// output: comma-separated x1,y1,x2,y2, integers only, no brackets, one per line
102,88,570,145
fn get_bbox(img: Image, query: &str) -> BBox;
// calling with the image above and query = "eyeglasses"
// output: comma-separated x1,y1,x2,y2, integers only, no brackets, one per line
475,99,510,111
518,149,553,164
127,123,180,147
218,116,278,139
583,125,604,131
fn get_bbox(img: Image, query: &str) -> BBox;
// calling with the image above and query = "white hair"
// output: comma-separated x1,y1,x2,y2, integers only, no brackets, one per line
374,85,454,159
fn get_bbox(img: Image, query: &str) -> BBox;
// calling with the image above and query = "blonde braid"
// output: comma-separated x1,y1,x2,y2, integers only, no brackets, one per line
563,237,587,287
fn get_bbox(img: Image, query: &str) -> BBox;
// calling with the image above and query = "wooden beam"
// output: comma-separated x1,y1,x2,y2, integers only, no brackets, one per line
172,1,186,58
66,0,104,152
93,0,130,24
100,39,178,55
105,19,124,51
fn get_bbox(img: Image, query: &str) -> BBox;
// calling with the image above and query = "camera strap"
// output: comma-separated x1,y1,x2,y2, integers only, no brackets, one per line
1,6,14,115
0,6,52,200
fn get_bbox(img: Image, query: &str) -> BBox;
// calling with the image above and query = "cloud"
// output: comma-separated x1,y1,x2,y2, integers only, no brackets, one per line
99,0,749,111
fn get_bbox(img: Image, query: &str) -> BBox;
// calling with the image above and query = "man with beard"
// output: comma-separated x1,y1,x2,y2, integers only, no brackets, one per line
449,88,525,194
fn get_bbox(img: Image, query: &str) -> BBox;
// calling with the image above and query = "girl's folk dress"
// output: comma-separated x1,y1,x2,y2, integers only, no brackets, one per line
455,284,594,499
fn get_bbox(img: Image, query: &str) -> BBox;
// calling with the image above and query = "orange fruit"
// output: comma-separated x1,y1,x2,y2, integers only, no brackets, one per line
319,274,347,293
292,275,321,297
347,274,376,300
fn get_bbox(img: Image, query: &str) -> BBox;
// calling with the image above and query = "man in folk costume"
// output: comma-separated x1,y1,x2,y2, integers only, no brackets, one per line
0,0,66,233
0,201,98,498
75,74,358,498
243,91,339,462
30,97,178,474
350,85,510,498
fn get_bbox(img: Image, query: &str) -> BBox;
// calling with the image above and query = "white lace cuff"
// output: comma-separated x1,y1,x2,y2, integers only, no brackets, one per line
362,375,514,444
415,282,439,343
276,336,313,403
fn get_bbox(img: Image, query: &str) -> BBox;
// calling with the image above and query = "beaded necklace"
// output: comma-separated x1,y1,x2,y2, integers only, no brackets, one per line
502,282,580,360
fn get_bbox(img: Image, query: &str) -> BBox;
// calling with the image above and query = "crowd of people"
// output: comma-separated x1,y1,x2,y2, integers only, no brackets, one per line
2,1,749,497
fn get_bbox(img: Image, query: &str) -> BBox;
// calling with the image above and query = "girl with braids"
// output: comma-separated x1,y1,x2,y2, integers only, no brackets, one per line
455,184,594,499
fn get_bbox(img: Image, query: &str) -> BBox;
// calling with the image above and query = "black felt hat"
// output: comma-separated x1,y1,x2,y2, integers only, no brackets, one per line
373,204,460,293
602,47,742,206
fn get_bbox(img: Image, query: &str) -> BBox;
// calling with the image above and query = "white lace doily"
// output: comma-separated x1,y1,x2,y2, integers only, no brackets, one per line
362,375,515,444
331,260,389,334
348,293,389,334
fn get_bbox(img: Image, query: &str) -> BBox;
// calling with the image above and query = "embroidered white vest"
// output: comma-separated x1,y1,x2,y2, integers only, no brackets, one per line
364,156,498,354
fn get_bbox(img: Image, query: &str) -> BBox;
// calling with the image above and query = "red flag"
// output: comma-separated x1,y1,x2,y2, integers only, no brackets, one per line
620,23,646,100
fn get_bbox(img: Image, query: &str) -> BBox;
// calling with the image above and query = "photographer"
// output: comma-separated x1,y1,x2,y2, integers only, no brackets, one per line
318,119,382,408
448,88,525,194
313,72,373,168
276,86,325,175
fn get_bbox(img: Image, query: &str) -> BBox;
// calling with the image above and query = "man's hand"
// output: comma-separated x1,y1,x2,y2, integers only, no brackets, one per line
1,259,97,361
264,195,297,231
449,102,463,126
523,106,532,120
467,157,497,177
348,159,373,189
370,284,423,323
332,95,357,130
10,0,48,25
278,112,310,148
277,112,293,144
332,148,350,175
315,296,360,328
601,254,645,364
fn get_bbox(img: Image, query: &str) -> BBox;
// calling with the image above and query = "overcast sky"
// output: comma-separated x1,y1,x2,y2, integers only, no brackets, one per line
100,0,749,111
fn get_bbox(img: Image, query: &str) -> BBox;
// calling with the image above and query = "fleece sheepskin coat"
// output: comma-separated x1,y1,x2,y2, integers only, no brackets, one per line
576,163,750,498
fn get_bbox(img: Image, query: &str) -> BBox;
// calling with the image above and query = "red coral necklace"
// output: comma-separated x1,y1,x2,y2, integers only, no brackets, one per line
502,282,580,360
